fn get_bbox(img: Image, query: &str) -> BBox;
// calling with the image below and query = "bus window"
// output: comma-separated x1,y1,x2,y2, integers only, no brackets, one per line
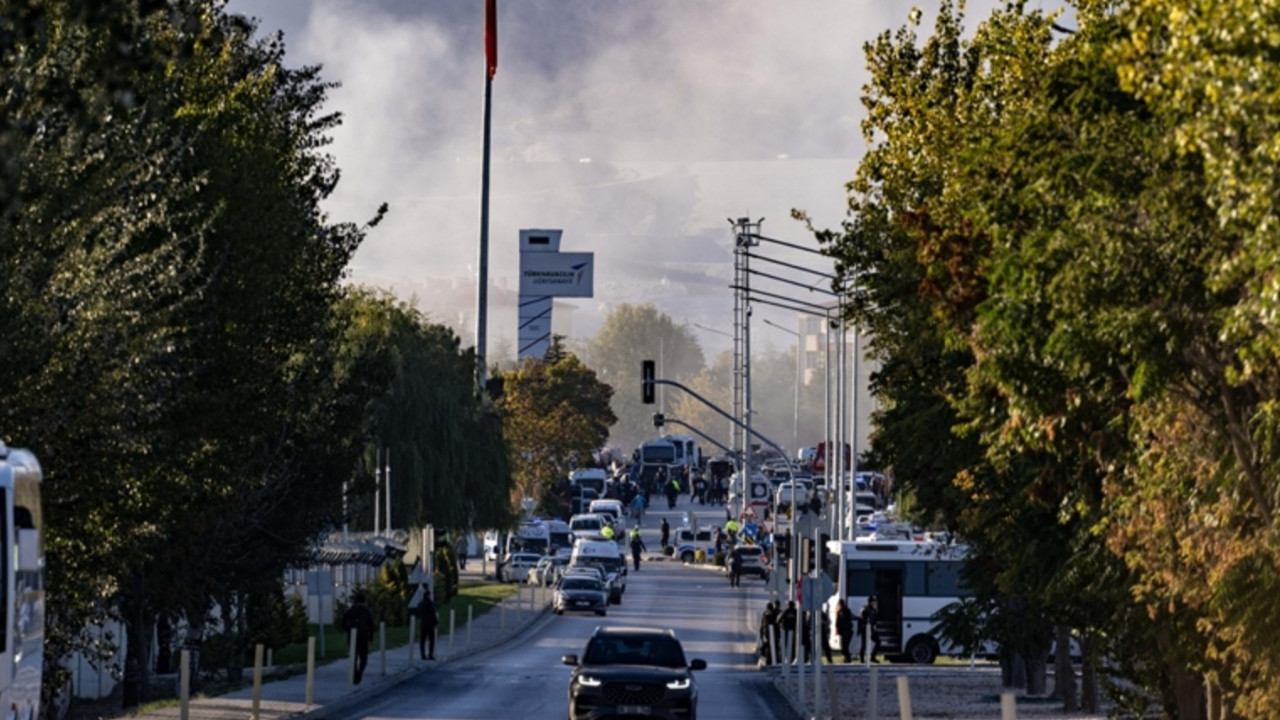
925,561,965,596
904,563,926,595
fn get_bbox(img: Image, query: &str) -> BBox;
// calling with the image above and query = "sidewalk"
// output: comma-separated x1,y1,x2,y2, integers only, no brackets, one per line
132,574,551,720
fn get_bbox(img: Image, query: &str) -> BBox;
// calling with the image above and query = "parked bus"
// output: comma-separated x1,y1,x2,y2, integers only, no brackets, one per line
664,434,699,473
0,443,43,720
823,540,968,664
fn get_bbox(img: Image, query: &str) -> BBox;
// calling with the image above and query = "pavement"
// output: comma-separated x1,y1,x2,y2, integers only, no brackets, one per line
131,563,553,720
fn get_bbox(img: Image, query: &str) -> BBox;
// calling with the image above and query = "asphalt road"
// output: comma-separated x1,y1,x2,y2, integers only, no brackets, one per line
333,496,797,720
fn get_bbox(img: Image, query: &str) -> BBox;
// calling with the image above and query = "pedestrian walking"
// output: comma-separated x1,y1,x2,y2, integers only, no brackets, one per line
415,587,439,660
835,598,855,663
456,534,469,571
660,518,670,548
859,595,882,663
341,591,376,683
629,527,646,570
759,601,780,663
820,608,834,663
729,548,743,587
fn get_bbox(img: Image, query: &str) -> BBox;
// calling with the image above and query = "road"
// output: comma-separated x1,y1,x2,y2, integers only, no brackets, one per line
334,496,798,720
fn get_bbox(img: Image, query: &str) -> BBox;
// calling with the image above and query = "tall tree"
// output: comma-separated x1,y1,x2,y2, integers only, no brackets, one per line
501,354,616,515
584,303,705,453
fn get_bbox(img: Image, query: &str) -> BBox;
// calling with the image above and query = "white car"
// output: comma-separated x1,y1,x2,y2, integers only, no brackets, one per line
502,552,544,583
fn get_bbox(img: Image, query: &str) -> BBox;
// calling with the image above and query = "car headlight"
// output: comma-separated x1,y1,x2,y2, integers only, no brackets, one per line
578,675,603,687
666,677,692,690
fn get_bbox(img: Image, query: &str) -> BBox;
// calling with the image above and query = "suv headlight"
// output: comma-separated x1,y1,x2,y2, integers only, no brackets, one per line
666,677,692,690
577,675,603,687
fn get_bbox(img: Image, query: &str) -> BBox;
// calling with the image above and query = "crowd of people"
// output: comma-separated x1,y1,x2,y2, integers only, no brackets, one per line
756,595,882,665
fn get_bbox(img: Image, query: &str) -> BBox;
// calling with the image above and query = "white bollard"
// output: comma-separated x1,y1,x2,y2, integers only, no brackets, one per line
467,605,474,647
379,621,386,676
179,650,190,720
869,666,880,720
305,638,315,706
448,608,456,657
251,644,264,720
897,675,914,720
1001,692,1017,720
348,628,357,687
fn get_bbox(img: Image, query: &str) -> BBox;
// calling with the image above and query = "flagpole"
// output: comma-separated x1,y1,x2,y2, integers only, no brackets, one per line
476,0,497,393
477,71,492,393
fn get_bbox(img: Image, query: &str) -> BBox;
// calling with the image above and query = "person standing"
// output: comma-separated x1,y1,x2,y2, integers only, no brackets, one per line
341,591,376,683
415,587,439,661
835,598,855,663
631,491,647,526
660,517,670,549
759,601,780,663
780,601,799,663
859,595,882,663
728,548,743,588
456,534,469,571
820,608,834,664
629,526,646,571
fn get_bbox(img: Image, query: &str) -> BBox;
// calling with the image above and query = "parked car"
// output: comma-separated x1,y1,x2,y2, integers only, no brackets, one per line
501,552,544,583
527,555,569,586
563,627,706,720
729,545,770,581
553,576,609,616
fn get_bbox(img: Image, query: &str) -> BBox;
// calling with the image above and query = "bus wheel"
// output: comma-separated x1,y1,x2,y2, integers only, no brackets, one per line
905,637,938,664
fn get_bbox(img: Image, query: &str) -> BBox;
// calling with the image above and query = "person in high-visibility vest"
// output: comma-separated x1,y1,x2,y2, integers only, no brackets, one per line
629,527,646,570
600,524,615,540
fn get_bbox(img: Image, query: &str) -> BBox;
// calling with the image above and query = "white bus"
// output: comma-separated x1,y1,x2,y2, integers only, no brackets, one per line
665,434,699,472
0,443,43,720
824,540,969,664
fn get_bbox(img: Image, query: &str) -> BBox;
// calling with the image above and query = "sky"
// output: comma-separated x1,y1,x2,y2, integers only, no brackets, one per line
225,0,1014,360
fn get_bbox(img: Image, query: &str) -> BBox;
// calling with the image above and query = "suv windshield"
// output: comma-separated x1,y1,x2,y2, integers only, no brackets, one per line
583,636,687,668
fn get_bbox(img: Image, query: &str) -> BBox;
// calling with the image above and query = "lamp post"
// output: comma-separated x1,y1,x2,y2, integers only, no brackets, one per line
761,317,801,456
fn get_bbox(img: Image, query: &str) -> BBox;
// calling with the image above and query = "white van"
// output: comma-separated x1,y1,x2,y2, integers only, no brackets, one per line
569,538,627,603
588,499,624,527
569,513,610,538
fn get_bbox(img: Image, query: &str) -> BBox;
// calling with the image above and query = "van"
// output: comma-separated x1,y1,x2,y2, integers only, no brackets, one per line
570,538,627,603
588,499,624,527
570,513,610,538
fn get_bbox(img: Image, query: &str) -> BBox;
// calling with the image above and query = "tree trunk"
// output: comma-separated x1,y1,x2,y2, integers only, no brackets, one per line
1081,634,1100,713
1026,651,1049,696
1052,625,1078,711
1168,663,1206,720
120,571,155,710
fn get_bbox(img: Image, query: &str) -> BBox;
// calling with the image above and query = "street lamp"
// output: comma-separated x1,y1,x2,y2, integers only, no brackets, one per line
761,317,801,456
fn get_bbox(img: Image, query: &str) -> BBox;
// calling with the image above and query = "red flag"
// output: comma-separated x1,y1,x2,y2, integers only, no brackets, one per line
485,0,497,79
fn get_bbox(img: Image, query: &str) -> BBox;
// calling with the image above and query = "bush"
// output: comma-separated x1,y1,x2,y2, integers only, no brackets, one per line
662,545,675,557
713,551,726,567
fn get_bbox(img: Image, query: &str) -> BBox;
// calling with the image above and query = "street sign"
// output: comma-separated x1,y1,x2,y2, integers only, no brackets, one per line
802,575,833,613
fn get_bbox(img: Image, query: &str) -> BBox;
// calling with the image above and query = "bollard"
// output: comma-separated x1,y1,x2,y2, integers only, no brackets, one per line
266,648,273,669
409,617,416,663
825,660,839,720
1001,692,1017,720
305,638,315,706
179,650,190,720
869,666,880,720
770,626,779,666
467,604,474,647
348,628,357,687
448,608,456,657
251,644,264,720
379,621,386,676
897,675,914,720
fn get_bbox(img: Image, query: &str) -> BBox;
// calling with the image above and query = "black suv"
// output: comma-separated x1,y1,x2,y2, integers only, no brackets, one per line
563,626,707,720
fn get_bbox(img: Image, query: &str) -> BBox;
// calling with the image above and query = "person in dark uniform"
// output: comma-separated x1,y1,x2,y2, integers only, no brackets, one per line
759,601,780,663
660,517,670,548
629,526,646,571
835,598,855,663
415,587,439,660
858,595,881,663
729,548,743,587
780,600,799,662
341,591,376,683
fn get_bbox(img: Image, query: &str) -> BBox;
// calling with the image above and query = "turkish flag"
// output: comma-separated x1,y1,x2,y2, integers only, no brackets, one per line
485,0,497,79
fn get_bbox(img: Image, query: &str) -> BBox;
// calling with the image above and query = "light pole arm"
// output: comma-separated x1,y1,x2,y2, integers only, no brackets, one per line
646,378,795,481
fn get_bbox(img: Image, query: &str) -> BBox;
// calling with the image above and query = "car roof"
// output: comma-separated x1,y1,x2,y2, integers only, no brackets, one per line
592,626,677,638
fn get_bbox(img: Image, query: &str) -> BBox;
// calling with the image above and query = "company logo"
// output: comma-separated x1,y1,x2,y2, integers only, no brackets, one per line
572,260,589,284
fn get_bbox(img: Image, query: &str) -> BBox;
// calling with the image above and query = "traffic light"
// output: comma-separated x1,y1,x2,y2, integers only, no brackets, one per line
818,532,831,573
641,360,655,404
775,531,791,558
801,537,815,574
653,412,665,428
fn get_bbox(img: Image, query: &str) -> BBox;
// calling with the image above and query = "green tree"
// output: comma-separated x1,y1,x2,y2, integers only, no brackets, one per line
584,303,705,453
500,353,616,515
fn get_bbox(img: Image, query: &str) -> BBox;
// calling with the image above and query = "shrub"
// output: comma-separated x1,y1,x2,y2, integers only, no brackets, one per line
713,551,726,567
662,545,675,557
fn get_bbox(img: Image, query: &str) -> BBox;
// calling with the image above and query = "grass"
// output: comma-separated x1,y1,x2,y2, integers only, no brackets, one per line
274,581,519,664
